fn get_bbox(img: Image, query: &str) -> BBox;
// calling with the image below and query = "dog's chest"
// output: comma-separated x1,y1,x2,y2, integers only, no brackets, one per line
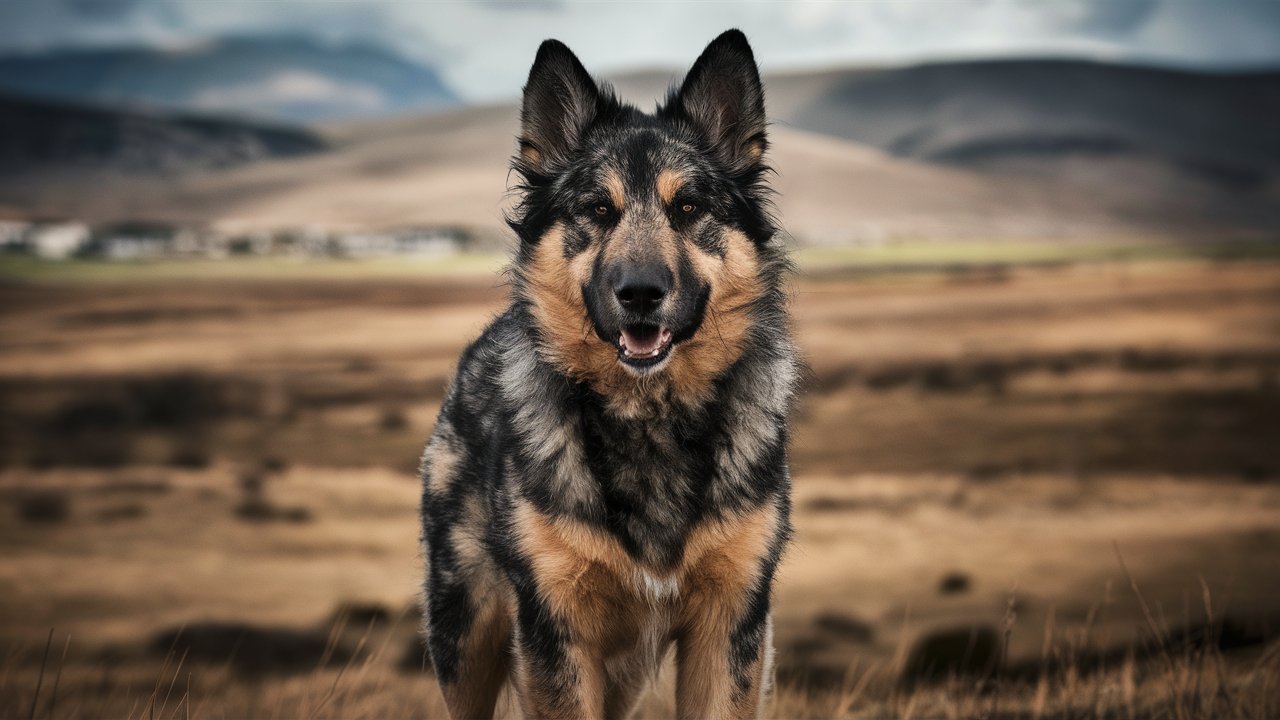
586,419,712,566
636,567,680,602
602,567,682,681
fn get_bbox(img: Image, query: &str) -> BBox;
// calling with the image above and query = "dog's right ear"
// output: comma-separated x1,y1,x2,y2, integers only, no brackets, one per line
517,40,601,176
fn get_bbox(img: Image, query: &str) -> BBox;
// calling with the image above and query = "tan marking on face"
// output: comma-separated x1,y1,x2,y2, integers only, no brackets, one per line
524,225,618,381
598,220,626,265
520,144,542,167
654,221,680,273
665,228,764,405
657,168,685,205
602,206,681,274
604,169,626,211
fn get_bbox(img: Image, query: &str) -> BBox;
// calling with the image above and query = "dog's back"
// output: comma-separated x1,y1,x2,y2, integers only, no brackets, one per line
421,30,797,719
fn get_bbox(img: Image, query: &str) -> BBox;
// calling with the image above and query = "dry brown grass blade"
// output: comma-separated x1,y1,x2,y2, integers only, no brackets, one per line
350,605,412,700
1122,650,1136,720
306,617,377,720
1032,604,1057,720
143,623,185,720
1198,576,1243,720
44,634,70,720
317,612,349,672
832,660,878,718
991,586,1018,720
1112,543,1177,672
27,629,53,720
156,648,189,720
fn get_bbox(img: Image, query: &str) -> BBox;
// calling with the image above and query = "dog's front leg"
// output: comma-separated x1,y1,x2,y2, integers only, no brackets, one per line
675,580,774,720
674,503,785,720
510,588,606,719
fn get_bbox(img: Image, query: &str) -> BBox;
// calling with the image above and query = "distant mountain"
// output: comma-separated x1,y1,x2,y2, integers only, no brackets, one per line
777,59,1280,190
0,36,457,124
0,93,325,173
2,60,1278,241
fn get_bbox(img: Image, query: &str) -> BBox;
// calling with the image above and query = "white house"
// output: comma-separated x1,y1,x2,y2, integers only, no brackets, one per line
394,227,463,258
0,220,31,251
88,222,183,260
28,222,90,259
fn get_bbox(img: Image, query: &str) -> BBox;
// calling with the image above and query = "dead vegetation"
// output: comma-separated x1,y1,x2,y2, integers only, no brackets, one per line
1,255,1279,717
2,589,1277,719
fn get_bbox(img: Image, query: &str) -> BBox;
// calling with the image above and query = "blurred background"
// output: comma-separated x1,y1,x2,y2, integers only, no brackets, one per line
1,1,1278,717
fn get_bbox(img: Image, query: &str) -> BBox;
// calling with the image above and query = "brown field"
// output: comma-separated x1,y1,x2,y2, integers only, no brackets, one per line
2,252,1279,718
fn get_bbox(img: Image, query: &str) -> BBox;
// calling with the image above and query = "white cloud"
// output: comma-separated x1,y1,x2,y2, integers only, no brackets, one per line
0,0,1277,101
192,71,387,113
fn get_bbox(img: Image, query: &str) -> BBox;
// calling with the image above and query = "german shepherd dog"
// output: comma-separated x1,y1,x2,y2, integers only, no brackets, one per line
419,30,798,719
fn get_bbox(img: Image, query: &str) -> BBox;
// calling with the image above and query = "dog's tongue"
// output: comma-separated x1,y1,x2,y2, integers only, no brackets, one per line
620,326,671,357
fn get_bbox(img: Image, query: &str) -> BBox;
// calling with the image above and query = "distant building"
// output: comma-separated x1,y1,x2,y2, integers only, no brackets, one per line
7,220,475,261
334,231,397,258
85,222,189,260
395,227,464,257
169,227,216,257
226,231,273,256
28,222,90,259
0,220,31,252
271,226,331,257
329,227,463,258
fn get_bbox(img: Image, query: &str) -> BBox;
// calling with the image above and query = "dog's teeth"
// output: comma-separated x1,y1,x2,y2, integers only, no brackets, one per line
619,326,674,363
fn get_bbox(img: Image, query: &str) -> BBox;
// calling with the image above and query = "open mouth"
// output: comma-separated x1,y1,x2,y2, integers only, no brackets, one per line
618,324,674,368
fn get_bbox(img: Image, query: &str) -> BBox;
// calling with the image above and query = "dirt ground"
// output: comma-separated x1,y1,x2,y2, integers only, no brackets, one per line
1,255,1278,717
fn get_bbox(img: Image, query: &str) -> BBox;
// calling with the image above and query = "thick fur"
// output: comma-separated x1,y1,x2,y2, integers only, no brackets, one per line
420,30,798,720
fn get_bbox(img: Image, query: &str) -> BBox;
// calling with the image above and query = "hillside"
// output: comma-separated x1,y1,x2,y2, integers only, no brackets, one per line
0,36,457,124
0,92,325,173
778,59,1280,185
0,100,1124,243
1,59,1278,242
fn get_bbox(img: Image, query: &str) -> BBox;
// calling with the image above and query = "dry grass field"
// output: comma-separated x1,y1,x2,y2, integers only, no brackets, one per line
2,248,1279,718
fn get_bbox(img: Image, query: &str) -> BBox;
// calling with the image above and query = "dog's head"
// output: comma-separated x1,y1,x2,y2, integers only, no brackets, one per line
510,30,786,411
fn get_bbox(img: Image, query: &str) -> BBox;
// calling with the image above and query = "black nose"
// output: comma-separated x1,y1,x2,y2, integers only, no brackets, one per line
614,266,669,314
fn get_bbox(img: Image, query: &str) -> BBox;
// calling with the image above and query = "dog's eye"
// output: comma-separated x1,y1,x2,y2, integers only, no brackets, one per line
594,204,610,217
681,203,697,214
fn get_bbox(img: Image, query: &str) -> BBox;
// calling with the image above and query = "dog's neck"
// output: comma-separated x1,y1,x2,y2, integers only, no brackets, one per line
498,306,796,566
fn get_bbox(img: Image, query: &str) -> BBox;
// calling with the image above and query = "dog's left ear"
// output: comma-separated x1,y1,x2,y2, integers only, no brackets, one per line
518,39,602,176
668,30,767,172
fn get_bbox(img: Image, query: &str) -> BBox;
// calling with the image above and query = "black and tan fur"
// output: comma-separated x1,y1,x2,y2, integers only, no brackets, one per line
420,30,797,720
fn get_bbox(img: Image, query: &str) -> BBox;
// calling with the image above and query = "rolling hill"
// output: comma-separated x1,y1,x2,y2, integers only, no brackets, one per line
0,58,1277,243
0,98,1235,244
0,36,457,124
0,92,325,173
776,59,1280,189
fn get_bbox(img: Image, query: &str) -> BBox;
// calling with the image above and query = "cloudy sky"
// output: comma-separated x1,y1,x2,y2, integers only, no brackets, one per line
2,0,1279,101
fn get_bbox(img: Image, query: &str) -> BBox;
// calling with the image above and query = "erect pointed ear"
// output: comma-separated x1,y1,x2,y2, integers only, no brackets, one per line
668,30,767,171
517,39,602,175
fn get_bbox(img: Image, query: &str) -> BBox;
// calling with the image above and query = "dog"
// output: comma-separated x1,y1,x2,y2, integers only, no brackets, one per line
419,29,798,720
